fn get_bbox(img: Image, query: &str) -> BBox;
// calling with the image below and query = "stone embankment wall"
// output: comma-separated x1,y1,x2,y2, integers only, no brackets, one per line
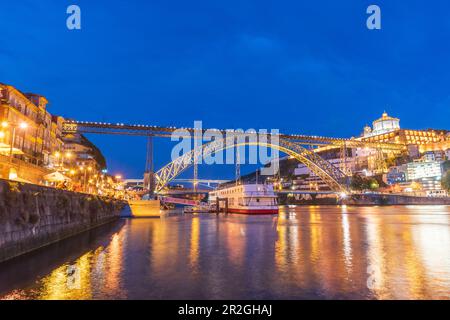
0,179,125,263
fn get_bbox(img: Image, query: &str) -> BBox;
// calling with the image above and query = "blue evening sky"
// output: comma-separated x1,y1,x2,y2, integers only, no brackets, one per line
1,1,449,180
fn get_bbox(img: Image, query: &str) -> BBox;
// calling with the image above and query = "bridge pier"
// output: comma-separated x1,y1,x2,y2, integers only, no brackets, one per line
145,136,156,196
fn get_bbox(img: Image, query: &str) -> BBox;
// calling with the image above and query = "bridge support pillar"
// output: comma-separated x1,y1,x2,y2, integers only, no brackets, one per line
145,135,155,196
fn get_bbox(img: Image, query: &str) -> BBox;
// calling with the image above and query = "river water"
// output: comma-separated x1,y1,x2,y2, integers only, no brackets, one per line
1,205,449,300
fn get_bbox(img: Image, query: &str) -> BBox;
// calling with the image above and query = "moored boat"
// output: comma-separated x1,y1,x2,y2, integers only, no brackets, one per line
209,184,279,214
128,198,161,217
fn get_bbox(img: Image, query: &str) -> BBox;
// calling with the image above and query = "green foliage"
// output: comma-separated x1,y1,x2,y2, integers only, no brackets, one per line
350,175,366,191
442,171,450,192
369,180,379,189
350,174,380,191
442,160,450,172
442,161,450,191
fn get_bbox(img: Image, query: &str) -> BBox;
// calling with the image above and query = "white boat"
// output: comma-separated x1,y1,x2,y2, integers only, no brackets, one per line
209,184,279,214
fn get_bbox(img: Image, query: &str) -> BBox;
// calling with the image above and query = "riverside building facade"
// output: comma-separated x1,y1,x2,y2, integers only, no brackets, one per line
0,83,64,167
0,83,106,185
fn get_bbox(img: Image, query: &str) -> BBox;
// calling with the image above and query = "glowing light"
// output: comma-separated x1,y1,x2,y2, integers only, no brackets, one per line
339,192,348,199
19,122,28,129
9,169,18,180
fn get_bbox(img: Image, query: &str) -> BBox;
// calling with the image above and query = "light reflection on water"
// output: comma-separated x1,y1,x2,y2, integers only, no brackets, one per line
1,205,449,300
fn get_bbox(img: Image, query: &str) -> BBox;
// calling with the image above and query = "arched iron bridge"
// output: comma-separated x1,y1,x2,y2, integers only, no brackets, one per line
154,136,349,193
62,120,406,193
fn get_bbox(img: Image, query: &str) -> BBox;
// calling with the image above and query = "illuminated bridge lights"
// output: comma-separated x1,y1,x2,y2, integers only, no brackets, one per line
62,120,406,151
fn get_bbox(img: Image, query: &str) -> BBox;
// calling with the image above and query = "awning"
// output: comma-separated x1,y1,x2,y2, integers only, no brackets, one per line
44,171,72,182
0,142,25,155
11,177,32,183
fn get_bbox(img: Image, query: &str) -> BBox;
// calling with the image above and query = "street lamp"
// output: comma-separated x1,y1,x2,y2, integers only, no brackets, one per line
62,151,72,168
54,151,61,168
55,151,73,169
113,175,123,199
1,121,28,162
78,166,93,193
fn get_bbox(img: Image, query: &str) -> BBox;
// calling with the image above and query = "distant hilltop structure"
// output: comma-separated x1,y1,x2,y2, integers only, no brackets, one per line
360,112,448,153
363,112,400,138
287,111,449,194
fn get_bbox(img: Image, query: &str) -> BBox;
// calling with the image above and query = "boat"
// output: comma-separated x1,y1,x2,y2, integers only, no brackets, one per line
183,203,213,213
128,194,161,217
209,184,279,214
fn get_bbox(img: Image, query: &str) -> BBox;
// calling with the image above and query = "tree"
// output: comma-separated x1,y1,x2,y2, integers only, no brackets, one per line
350,174,369,191
442,161,450,191
350,174,382,191
442,160,450,172
442,171,450,192
368,178,379,190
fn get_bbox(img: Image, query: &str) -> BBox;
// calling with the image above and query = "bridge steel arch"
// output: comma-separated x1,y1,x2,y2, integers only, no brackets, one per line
154,137,348,193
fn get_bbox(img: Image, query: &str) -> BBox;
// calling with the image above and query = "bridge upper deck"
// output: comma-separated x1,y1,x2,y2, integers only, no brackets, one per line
62,120,405,151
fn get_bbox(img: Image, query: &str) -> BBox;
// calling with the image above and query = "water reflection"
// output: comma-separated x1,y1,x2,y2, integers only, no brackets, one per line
0,206,449,300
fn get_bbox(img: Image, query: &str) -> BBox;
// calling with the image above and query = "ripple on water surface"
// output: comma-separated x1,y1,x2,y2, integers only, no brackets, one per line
1,206,450,300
